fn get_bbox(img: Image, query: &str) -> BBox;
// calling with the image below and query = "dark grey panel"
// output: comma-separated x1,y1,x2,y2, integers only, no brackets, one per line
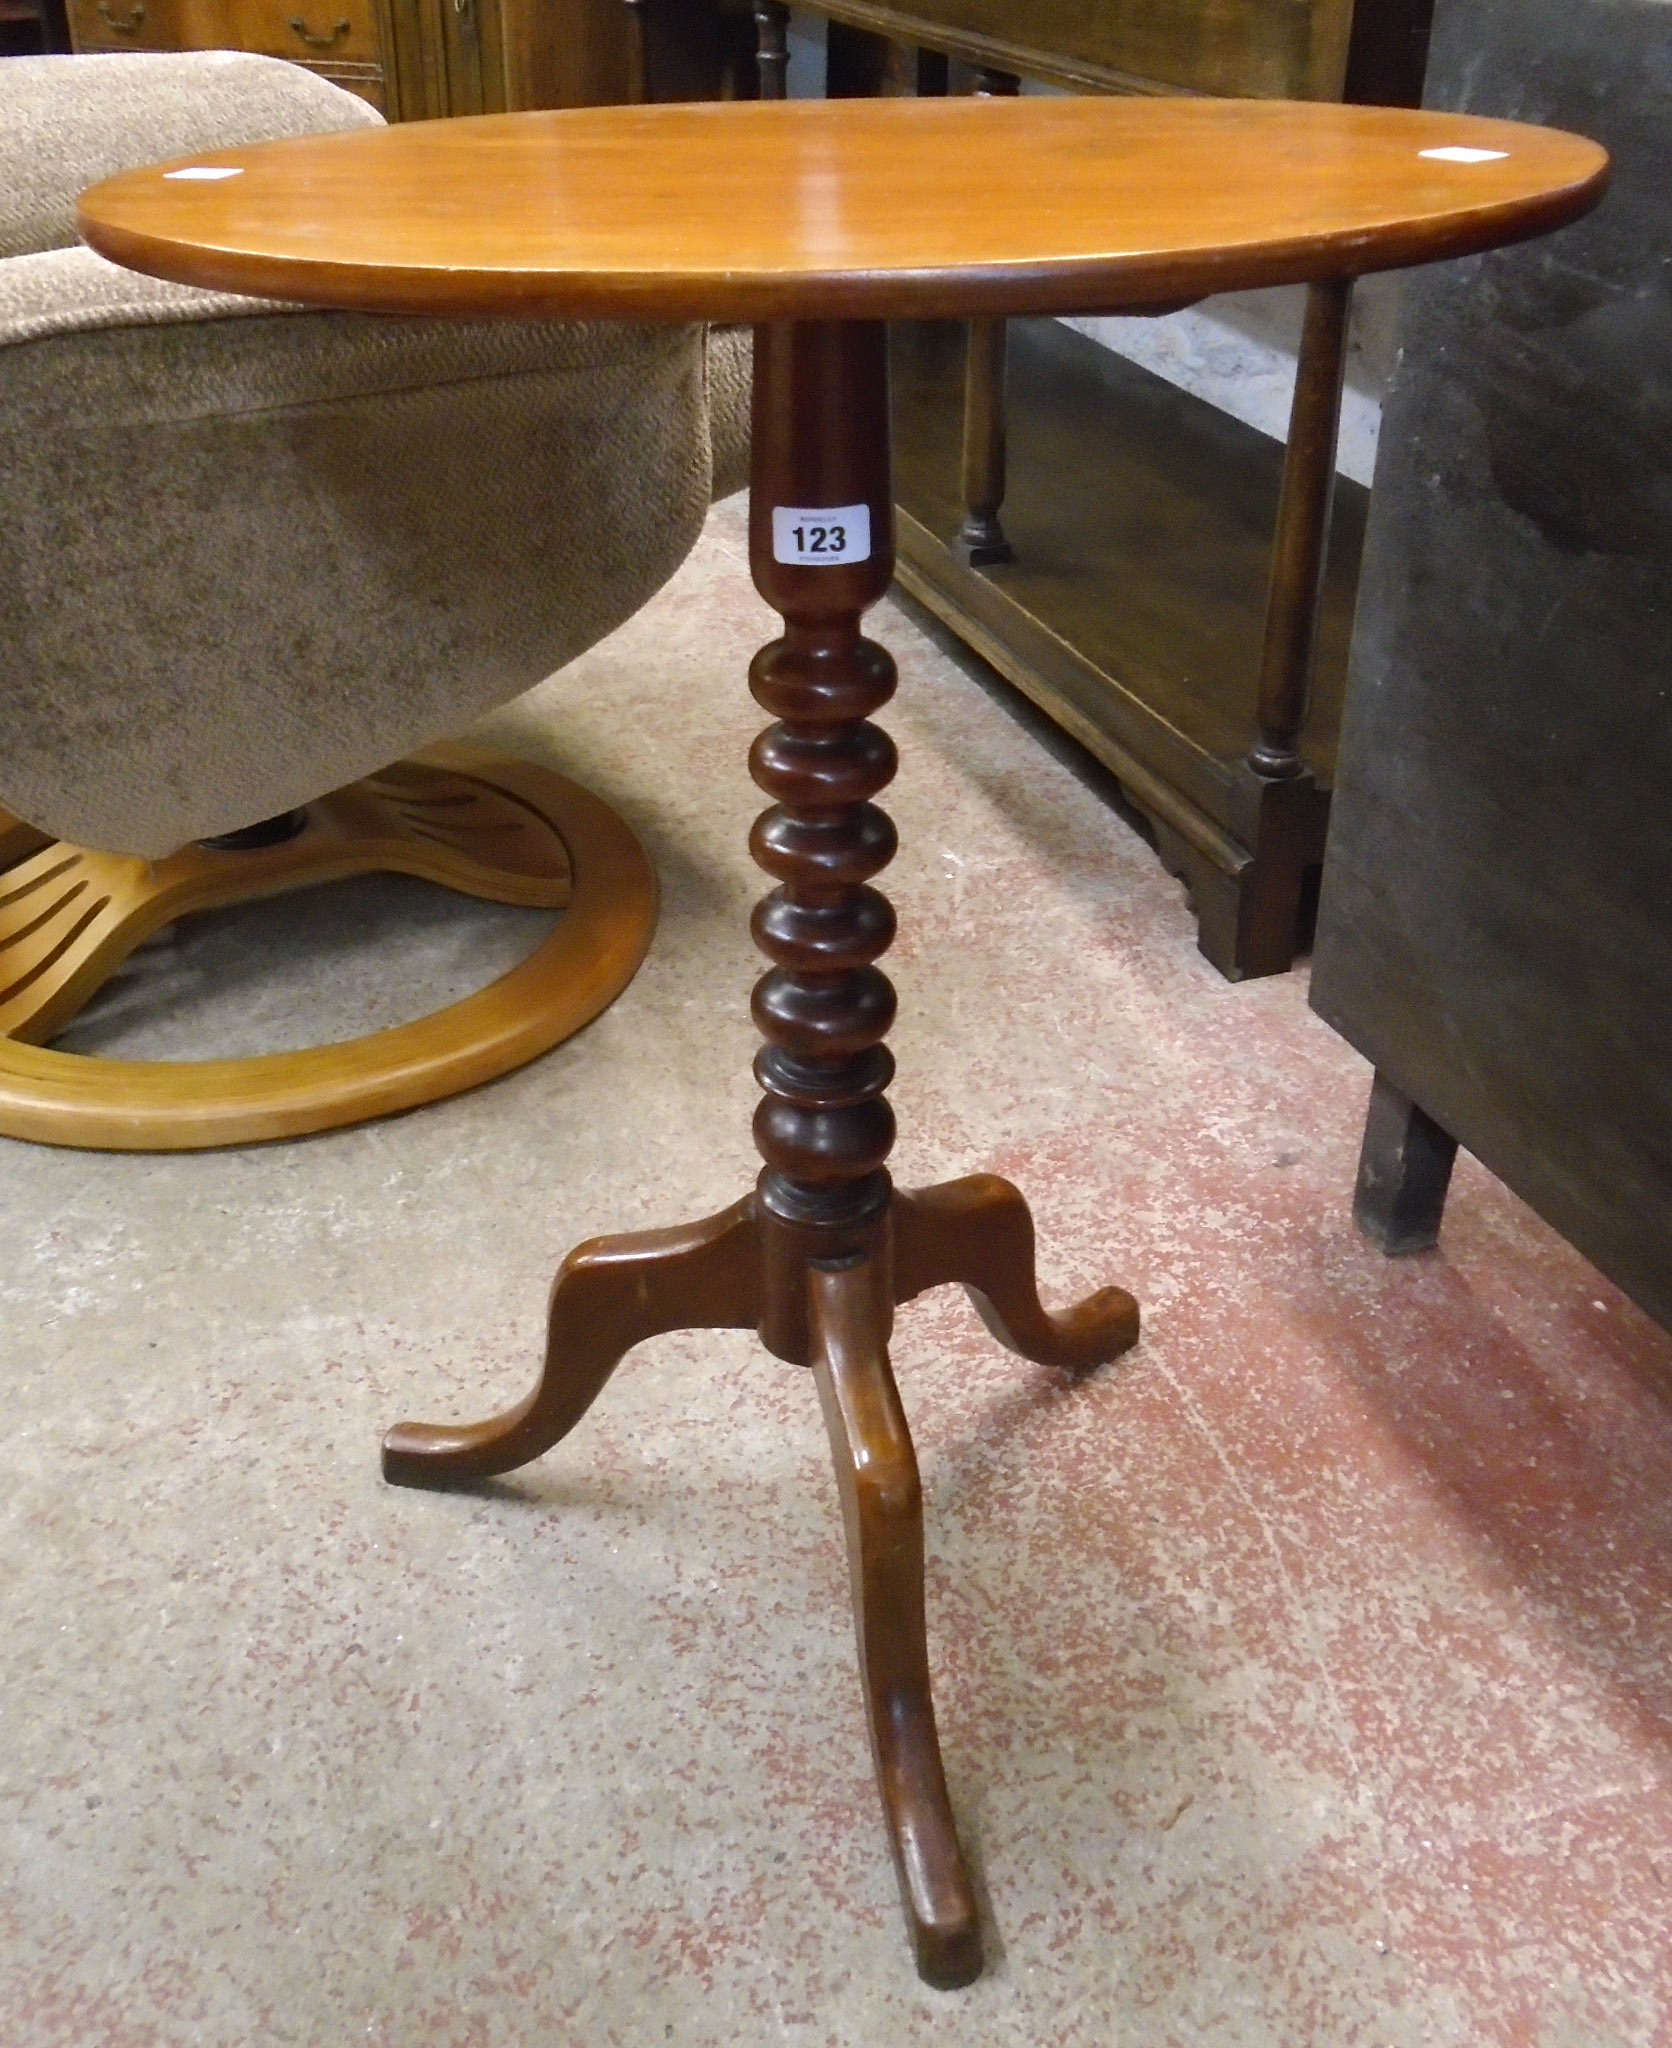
1310,0,1672,1327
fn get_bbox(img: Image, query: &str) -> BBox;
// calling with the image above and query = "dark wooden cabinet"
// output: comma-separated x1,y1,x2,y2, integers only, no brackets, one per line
1311,0,1672,1328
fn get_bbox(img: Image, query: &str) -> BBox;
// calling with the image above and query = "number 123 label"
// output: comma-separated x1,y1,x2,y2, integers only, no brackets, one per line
772,504,871,567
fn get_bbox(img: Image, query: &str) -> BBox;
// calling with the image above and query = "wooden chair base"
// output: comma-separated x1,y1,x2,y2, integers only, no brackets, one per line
383,1172,1139,1988
0,744,656,1151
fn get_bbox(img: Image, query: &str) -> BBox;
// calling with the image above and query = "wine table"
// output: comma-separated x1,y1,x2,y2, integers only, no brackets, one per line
80,94,1607,1986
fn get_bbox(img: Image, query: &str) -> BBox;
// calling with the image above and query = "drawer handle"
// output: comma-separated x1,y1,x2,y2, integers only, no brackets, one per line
288,13,349,44
96,0,146,29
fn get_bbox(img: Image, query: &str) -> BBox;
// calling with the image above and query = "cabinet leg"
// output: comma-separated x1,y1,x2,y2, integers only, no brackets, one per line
1150,759,1329,982
619,0,648,102
1353,1069,1458,1255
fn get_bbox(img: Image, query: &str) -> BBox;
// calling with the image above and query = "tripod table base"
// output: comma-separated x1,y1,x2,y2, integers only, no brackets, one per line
383,1173,1137,1987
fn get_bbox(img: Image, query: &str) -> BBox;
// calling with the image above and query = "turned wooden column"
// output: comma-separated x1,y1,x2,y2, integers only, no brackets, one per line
1249,276,1354,779
954,65,1019,568
747,319,899,1361
753,0,789,98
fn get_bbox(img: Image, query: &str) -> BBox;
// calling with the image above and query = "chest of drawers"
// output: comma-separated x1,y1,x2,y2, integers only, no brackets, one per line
65,0,637,118
68,0,385,105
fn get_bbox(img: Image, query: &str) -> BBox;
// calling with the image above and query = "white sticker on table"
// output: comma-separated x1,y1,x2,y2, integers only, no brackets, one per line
772,505,871,567
164,166,245,181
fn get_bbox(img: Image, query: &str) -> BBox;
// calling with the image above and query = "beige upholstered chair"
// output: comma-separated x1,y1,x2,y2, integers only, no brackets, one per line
0,52,751,1151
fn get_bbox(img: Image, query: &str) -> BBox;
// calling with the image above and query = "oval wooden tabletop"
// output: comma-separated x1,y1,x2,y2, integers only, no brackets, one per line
77,96,1608,323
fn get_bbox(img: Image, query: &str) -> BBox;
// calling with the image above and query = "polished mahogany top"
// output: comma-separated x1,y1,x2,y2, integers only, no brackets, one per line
77,95,1608,323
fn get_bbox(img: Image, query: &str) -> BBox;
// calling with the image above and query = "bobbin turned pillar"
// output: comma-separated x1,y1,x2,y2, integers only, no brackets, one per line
747,320,901,1364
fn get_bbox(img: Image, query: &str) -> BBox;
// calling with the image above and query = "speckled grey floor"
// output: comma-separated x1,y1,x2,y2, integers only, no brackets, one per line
54,876,555,1062
5,497,1672,2048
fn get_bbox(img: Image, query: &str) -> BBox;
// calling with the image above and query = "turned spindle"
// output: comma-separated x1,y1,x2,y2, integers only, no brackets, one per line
618,0,648,102
1249,276,1354,779
753,0,790,98
954,66,1019,569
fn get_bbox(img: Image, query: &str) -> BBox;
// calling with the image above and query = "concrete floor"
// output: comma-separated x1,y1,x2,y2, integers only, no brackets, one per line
5,496,1672,2047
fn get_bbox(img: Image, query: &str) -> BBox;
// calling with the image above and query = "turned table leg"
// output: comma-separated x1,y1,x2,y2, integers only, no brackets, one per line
753,0,789,98
381,316,1139,1987
954,66,1019,569
1249,276,1354,782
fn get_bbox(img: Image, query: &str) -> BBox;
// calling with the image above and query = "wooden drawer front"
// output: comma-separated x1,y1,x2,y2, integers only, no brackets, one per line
67,0,189,50
231,0,378,64
70,0,376,62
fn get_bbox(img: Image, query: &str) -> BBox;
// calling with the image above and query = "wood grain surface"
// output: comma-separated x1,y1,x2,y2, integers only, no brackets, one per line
77,95,1608,322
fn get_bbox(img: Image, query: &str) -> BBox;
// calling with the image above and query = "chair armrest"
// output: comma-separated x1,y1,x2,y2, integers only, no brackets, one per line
0,51,383,261
0,243,293,350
